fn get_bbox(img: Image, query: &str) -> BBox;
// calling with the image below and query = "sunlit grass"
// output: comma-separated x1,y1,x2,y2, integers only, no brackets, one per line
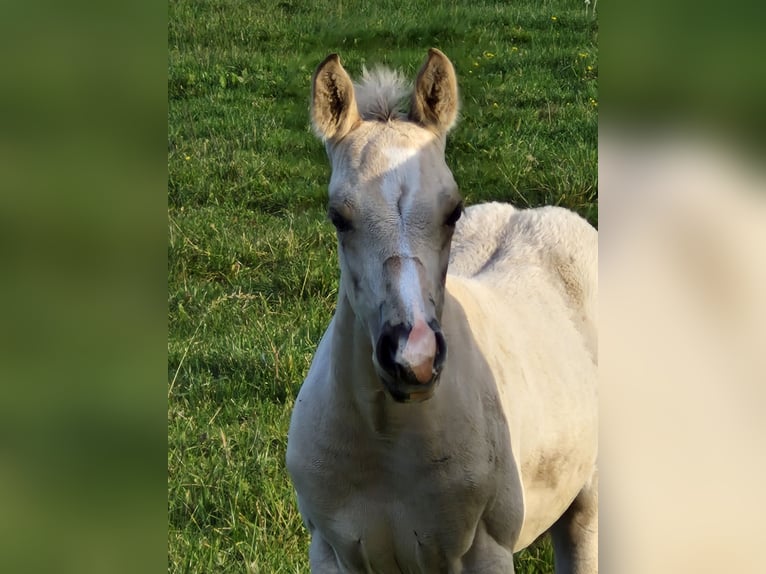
168,0,597,571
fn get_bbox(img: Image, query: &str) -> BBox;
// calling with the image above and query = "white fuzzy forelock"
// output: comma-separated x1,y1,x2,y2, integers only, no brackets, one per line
353,66,411,121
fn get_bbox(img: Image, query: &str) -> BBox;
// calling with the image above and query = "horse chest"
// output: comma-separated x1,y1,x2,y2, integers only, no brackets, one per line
296,436,500,571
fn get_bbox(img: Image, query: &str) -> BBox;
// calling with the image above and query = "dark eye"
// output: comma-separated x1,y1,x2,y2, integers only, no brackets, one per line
444,201,463,227
328,208,353,233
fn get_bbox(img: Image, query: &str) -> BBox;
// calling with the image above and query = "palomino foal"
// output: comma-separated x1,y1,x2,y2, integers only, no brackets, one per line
287,49,598,573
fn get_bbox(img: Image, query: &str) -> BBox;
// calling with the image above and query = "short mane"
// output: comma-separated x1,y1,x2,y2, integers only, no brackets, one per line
353,66,410,121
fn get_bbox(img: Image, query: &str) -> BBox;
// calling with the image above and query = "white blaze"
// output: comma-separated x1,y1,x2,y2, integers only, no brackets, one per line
383,147,436,381
382,146,425,321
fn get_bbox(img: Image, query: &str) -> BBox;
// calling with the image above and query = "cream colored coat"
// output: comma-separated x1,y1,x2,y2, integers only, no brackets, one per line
287,50,598,574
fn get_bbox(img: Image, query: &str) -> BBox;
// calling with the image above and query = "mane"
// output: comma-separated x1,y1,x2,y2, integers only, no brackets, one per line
353,66,411,121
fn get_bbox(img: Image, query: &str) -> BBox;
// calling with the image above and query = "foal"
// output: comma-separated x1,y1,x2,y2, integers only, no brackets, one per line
287,49,598,573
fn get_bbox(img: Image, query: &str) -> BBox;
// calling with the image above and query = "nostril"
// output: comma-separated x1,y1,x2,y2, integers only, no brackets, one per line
432,328,447,372
375,329,398,374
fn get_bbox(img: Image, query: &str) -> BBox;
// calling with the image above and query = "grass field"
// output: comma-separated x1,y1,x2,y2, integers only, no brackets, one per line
168,0,597,572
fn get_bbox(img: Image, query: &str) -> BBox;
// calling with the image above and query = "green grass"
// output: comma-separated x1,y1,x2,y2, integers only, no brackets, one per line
168,0,597,572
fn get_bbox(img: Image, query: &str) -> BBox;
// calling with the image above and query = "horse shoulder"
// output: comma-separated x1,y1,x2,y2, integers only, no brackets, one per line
444,266,597,549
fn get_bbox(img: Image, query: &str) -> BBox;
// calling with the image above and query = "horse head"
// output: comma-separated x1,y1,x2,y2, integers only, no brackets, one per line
311,49,462,402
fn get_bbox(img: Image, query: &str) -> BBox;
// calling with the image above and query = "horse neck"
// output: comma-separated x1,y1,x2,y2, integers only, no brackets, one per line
330,289,378,397
330,286,444,437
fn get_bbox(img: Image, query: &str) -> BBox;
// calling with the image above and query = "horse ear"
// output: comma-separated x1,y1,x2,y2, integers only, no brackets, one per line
409,48,459,135
311,53,361,142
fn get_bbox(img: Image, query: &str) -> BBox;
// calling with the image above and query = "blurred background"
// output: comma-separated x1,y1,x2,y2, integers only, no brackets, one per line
0,1,166,573
600,0,766,571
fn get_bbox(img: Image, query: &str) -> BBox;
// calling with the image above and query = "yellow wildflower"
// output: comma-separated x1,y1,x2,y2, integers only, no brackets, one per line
579,52,588,58
511,46,518,52
551,16,557,21
184,155,191,161
483,51,495,59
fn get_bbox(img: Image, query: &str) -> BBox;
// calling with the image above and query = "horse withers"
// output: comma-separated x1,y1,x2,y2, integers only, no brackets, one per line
286,49,598,573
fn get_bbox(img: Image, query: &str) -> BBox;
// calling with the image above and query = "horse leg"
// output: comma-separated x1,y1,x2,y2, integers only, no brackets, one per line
459,520,516,573
549,467,598,574
308,534,342,573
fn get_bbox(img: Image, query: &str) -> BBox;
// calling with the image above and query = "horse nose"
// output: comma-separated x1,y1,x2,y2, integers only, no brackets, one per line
401,319,437,383
375,319,446,385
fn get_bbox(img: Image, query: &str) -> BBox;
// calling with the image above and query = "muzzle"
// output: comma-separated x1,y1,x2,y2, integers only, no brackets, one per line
374,318,447,402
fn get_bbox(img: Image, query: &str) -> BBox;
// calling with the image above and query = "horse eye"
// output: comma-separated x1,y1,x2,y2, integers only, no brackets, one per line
444,202,463,227
328,208,353,233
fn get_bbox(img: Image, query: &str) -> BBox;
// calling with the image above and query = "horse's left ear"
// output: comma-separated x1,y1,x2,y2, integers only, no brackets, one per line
409,48,459,136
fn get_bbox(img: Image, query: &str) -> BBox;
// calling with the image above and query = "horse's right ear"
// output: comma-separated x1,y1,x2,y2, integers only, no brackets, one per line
311,54,361,142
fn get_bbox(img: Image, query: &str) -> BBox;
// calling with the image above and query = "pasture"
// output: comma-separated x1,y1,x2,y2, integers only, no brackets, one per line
168,0,597,572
